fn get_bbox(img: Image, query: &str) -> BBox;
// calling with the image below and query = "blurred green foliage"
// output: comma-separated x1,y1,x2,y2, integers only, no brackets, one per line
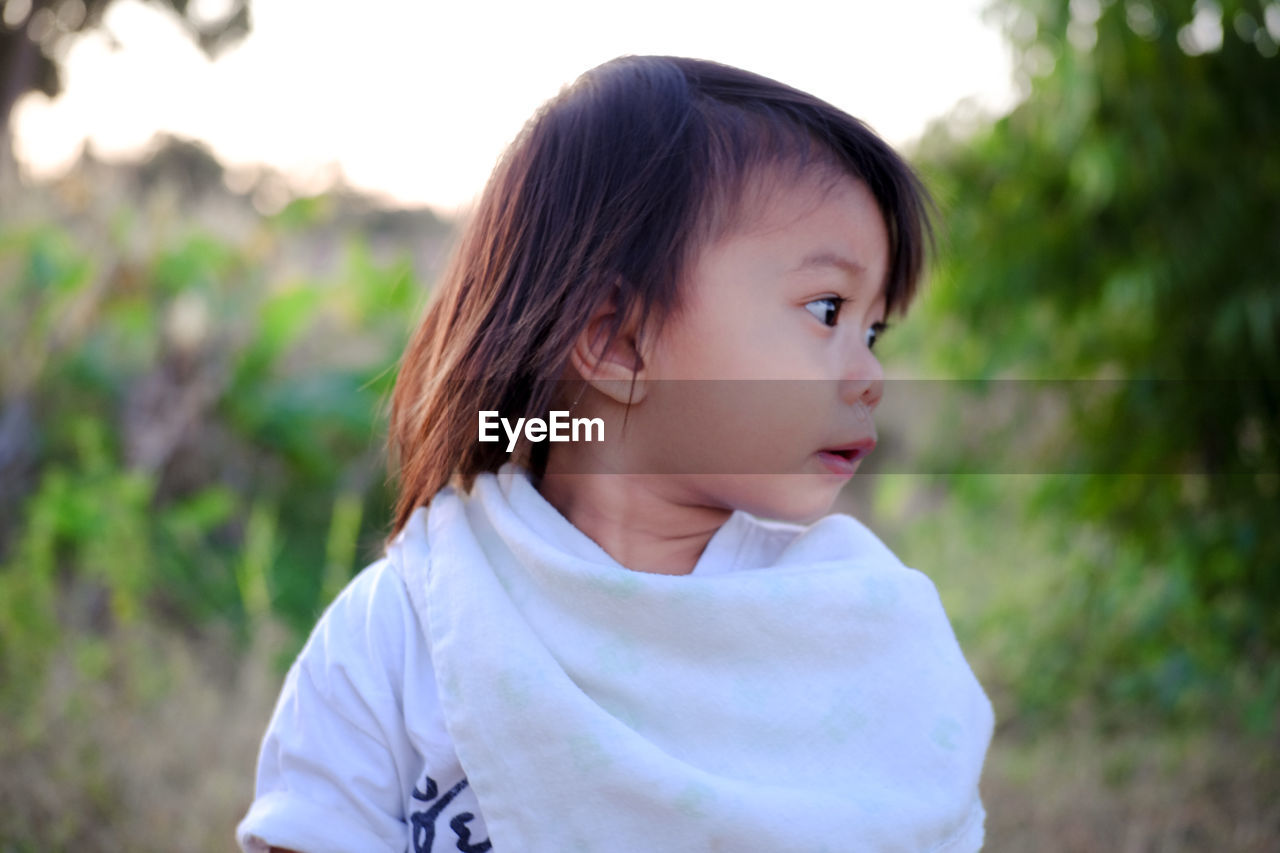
904,0,1280,729
0,189,427,731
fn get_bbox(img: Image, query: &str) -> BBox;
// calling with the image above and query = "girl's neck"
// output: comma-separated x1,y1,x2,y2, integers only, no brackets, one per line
535,458,733,575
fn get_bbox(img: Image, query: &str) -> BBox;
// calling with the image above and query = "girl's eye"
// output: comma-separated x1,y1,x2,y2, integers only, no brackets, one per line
866,321,888,351
804,296,845,327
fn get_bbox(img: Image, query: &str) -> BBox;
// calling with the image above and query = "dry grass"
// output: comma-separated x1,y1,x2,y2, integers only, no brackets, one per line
983,714,1280,851
0,621,286,852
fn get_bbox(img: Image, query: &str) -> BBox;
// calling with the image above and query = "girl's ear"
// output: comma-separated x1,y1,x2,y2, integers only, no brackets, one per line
568,294,650,405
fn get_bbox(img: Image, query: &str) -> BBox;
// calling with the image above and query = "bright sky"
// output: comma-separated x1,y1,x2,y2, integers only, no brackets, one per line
13,0,1018,215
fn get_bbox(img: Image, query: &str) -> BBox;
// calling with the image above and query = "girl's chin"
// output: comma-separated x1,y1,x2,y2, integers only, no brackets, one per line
704,475,845,524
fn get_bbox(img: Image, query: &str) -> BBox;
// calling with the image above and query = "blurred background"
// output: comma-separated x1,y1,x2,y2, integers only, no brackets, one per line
0,0,1276,849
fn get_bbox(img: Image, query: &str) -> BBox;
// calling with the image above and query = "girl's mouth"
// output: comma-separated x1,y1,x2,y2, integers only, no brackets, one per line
816,440,876,476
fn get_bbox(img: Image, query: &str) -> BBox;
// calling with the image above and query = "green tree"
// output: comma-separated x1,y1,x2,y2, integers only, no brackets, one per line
915,0,1279,726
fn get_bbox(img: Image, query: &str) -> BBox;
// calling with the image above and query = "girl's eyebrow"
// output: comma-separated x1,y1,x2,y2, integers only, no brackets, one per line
791,251,866,276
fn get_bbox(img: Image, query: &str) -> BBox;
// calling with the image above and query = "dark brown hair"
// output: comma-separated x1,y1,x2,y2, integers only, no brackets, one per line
386,55,934,537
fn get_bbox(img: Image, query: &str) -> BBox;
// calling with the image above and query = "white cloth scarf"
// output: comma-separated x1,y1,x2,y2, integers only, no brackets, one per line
400,464,994,852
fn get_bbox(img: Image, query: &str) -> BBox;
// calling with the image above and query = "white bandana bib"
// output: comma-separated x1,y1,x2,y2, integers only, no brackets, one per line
400,465,994,852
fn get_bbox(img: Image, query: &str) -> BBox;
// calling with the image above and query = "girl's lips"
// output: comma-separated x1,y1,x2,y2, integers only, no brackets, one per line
816,440,876,476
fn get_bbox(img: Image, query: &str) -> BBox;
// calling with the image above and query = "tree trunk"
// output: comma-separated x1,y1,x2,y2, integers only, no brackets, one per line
0,5,45,194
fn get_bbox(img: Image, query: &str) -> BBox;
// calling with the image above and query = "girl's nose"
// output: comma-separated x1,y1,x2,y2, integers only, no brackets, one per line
840,347,885,410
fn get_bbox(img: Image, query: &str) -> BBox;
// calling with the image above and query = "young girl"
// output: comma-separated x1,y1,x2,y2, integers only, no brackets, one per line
237,55,995,853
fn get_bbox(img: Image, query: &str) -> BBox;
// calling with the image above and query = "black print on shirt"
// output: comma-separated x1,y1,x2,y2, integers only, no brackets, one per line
450,812,492,853
411,774,491,853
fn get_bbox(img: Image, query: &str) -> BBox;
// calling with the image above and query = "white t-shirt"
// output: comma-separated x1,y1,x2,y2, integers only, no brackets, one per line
237,504,800,853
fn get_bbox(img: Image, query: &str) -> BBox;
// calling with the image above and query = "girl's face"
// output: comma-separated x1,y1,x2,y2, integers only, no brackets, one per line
624,167,890,522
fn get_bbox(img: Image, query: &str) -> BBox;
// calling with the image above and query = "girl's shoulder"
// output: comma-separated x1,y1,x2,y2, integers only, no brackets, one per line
287,510,459,755
318,506,433,649
294,517,437,716
290,558,414,710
